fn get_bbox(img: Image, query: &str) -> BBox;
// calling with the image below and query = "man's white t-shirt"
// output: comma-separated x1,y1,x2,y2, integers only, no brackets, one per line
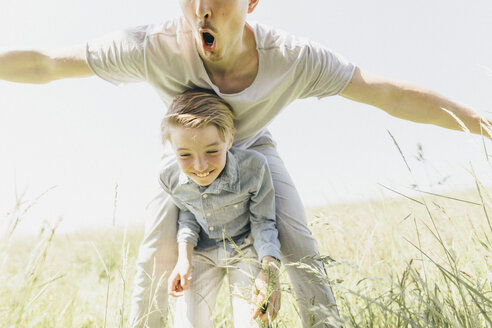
86,17,355,147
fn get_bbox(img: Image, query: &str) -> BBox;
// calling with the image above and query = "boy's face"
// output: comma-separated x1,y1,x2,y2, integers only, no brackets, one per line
169,124,233,186
178,0,258,63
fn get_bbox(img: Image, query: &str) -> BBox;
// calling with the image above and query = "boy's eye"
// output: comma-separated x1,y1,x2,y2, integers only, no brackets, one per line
179,153,191,158
206,150,218,154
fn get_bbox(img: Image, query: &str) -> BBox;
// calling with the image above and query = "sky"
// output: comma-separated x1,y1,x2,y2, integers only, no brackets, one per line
1,0,491,235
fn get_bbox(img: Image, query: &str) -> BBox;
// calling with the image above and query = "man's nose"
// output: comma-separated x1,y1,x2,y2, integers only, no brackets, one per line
194,156,207,171
195,0,211,20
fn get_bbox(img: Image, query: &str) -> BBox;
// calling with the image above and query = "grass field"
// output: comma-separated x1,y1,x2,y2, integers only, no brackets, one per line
1,177,491,327
2,125,492,327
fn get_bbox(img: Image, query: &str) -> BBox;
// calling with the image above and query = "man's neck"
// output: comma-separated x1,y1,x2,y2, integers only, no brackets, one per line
202,25,259,94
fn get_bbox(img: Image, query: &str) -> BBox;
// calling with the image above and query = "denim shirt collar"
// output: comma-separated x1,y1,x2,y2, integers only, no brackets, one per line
177,151,240,194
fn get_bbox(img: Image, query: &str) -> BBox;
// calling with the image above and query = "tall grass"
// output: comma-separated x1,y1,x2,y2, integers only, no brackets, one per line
1,135,491,327
307,185,491,327
0,191,140,327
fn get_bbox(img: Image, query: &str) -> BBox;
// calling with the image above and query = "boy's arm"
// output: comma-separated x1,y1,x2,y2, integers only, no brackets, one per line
248,160,282,322
176,207,201,247
168,205,199,297
251,256,281,322
168,242,193,297
158,174,200,296
0,45,94,84
248,162,281,263
340,67,492,138
159,174,201,246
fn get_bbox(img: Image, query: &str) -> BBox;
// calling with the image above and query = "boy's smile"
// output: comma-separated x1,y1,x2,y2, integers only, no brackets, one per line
169,124,233,186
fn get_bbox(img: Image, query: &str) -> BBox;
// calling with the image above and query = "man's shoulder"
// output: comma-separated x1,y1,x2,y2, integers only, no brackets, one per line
141,17,191,38
88,16,192,57
251,21,314,53
122,17,191,48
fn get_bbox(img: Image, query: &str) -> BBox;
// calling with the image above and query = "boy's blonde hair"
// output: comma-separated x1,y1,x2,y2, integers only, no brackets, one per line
161,89,235,144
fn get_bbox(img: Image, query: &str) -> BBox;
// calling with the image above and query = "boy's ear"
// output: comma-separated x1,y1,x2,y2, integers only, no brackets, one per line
247,0,259,14
227,133,234,150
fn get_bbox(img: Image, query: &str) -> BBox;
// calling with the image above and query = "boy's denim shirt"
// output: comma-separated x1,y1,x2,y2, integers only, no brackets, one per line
159,147,281,261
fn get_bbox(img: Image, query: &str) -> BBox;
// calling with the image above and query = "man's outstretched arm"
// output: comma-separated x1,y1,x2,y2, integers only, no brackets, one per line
0,45,93,84
340,67,491,137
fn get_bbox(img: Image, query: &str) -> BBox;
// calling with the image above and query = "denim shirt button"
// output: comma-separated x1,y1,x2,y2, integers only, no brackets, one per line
202,194,208,199
234,204,238,208
209,226,214,231
206,212,211,217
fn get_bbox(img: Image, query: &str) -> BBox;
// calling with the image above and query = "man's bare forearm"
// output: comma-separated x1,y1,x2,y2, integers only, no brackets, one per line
341,68,492,138
383,82,490,137
0,45,93,84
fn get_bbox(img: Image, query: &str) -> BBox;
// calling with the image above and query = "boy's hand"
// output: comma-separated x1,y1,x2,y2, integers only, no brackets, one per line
251,257,281,322
167,259,192,297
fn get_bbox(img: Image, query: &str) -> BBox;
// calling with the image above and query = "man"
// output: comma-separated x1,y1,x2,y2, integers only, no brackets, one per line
1,0,490,327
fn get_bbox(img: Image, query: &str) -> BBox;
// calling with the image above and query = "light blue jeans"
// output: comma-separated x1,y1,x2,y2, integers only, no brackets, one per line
129,136,339,327
176,235,259,328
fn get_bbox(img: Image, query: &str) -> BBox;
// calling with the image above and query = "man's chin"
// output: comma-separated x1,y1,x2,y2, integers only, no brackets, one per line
198,48,222,63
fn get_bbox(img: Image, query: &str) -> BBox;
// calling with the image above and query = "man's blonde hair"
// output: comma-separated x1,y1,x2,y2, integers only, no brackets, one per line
161,89,235,144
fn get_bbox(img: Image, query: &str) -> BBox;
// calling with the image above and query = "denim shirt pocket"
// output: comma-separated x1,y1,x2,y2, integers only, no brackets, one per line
220,197,250,219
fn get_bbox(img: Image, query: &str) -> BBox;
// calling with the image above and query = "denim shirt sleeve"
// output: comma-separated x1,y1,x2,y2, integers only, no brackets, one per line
158,174,200,246
249,161,282,261
176,207,200,246
163,193,200,246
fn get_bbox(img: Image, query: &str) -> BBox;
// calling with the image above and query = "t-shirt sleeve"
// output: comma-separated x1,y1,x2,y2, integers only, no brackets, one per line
86,26,148,85
297,41,356,99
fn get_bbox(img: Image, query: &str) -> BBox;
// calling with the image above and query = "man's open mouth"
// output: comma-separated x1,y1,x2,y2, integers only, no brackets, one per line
200,30,216,51
202,32,215,46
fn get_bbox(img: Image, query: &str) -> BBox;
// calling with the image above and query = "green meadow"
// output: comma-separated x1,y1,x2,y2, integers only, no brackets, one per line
2,129,492,328
2,180,490,327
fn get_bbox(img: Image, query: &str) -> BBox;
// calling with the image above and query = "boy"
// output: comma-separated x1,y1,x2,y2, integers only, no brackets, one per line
159,89,281,327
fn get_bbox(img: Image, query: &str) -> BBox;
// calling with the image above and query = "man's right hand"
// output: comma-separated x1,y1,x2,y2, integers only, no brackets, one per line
0,45,93,84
